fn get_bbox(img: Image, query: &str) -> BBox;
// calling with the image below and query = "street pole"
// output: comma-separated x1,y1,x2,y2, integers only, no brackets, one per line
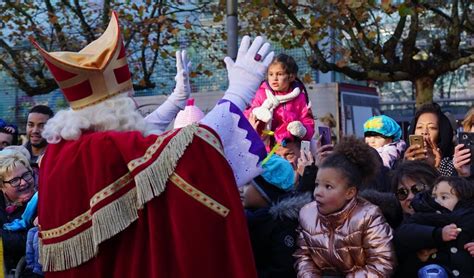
226,0,238,60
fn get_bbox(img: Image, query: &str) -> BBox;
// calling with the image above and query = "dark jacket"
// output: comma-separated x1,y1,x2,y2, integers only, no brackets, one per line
297,164,317,195
0,193,29,271
395,191,474,278
246,192,312,278
359,189,403,229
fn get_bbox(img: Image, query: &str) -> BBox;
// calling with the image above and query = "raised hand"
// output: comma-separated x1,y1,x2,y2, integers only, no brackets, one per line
223,36,274,110
170,50,192,109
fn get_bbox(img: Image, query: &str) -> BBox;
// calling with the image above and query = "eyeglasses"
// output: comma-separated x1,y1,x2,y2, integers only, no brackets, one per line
396,183,427,201
3,171,34,188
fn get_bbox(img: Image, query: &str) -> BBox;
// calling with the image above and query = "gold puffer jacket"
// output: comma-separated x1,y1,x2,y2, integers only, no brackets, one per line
294,197,395,278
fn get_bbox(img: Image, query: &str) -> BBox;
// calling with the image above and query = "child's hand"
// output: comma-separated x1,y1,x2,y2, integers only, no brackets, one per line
416,248,437,262
442,224,461,241
464,242,474,257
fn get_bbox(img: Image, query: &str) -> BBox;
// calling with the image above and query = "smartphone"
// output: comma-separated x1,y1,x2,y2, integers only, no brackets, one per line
458,132,474,170
409,134,425,148
301,140,310,153
318,126,331,146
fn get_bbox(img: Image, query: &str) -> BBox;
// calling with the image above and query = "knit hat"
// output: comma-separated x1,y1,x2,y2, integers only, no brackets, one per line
174,98,205,129
363,115,402,141
251,154,294,203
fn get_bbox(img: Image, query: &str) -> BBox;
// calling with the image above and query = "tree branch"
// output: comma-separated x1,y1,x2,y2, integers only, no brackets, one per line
60,0,96,43
44,0,68,49
419,1,474,33
436,53,474,76
401,10,418,67
382,15,406,64
5,0,47,48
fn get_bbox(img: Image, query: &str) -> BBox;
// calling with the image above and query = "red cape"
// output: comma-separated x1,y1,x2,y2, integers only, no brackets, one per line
38,124,257,277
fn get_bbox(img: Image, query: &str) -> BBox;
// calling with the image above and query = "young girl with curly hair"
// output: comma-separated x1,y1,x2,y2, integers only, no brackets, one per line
294,136,395,277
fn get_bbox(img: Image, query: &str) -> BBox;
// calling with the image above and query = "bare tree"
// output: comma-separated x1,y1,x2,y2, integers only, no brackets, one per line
223,0,473,107
0,0,216,96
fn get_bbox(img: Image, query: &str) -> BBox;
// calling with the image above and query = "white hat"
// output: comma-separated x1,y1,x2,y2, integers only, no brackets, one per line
174,98,205,129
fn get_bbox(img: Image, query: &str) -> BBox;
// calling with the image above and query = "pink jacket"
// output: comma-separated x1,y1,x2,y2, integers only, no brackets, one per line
244,81,315,143
294,197,395,277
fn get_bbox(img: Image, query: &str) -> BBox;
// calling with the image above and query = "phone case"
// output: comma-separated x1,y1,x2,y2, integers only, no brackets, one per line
318,126,331,146
409,135,424,148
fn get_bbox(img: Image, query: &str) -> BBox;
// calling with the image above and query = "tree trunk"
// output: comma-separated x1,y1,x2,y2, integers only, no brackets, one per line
414,76,436,108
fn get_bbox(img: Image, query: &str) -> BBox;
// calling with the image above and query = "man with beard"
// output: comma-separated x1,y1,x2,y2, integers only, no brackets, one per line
32,11,273,277
25,105,54,166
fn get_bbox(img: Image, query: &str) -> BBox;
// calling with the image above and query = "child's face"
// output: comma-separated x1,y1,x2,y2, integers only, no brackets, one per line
365,135,392,149
242,184,268,209
267,63,294,92
314,167,356,215
432,181,459,211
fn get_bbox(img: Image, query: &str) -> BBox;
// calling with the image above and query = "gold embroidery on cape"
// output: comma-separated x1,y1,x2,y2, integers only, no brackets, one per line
41,173,133,240
41,211,91,240
170,173,229,217
195,127,224,156
127,129,176,172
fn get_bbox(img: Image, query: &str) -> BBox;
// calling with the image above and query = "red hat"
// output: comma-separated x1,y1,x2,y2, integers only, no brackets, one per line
31,11,132,110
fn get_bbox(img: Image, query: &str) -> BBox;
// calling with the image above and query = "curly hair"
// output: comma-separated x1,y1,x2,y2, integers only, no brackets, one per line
390,160,439,193
320,136,380,187
42,93,147,143
433,176,474,202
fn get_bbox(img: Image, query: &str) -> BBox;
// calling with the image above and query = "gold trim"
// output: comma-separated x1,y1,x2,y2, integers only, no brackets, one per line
90,173,132,207
41,211,91,240
195,127,224,156
170,173,229,217
39,124,201,271
41,173,133,240
127,129,175,171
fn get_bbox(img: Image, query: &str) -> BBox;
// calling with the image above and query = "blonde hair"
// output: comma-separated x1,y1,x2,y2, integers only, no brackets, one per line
462,107,474,131
43,93,147,143
0,147,32,188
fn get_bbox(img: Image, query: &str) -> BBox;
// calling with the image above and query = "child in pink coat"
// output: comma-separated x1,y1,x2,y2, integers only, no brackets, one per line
244,54,314,147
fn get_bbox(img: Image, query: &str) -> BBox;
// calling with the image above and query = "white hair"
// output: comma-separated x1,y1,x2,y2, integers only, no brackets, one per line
43,93,147,144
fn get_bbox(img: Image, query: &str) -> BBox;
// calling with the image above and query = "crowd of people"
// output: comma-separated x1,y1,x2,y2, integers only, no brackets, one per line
0,11,473,278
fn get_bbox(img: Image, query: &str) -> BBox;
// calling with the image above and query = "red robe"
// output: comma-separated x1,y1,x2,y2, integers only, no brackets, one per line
38,124,257,277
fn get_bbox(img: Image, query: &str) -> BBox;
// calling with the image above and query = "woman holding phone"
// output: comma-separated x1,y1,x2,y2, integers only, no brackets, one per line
403,103,455,176
453,107,474,178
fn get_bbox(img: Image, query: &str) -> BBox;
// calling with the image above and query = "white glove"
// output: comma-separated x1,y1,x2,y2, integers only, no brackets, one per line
252,89,279,123
222,36,274,110
145,50,191,132
287,121,307,138
168,50,191,109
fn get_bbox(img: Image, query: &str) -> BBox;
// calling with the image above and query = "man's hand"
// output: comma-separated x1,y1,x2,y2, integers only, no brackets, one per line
222,36,274,110
169,50,191,109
